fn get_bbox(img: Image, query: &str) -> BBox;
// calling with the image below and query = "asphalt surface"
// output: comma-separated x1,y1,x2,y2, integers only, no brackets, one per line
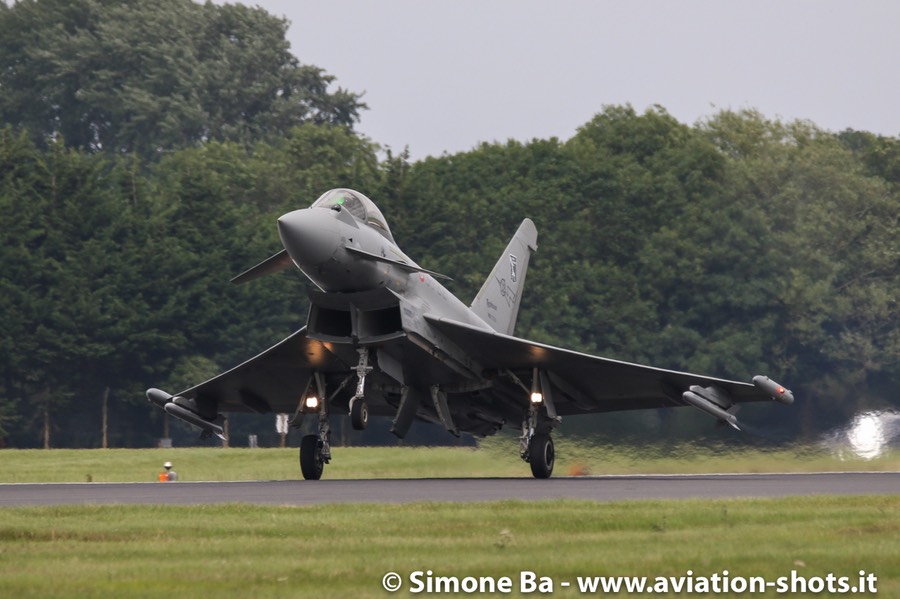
1,472,898,507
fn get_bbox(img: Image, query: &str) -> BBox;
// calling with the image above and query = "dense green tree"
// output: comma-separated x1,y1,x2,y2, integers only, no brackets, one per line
837,129,900,186
1,104,897,447
0,0,364,158
701,111,899,431
252,123,383,212
0,129,137,446
0,129,40,443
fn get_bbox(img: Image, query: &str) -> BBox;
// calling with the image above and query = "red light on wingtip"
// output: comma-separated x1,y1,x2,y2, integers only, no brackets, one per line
777,387,785,394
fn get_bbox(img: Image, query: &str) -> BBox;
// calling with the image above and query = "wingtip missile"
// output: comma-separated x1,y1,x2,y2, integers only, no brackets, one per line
682,390,741,430
164,402,226,441
147,388,226,441
752,375,794,405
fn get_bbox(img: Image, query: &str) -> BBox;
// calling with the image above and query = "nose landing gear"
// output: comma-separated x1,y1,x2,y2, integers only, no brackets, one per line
349,347,372,431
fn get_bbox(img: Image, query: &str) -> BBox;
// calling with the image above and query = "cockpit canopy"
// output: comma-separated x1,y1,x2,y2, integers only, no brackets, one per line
310,188,395,243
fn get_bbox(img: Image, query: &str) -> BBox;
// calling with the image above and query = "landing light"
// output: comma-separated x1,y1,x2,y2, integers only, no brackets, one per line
530,392,543,405
305,396,320,411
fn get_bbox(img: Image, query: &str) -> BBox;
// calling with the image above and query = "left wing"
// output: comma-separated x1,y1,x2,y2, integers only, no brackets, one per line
426,316,792,428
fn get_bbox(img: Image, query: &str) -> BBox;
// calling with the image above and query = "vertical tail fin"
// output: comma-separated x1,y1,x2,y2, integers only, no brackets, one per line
470,218,538,335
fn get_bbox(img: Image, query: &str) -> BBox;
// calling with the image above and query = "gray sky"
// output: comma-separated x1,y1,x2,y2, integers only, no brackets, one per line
251,0,899,160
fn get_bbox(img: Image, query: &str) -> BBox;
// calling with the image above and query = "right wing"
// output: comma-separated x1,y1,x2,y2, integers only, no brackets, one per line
152,327,348,417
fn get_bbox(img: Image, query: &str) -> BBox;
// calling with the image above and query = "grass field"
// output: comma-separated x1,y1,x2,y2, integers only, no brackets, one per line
2,443,897,597
0,497,897,598
2,439,899,483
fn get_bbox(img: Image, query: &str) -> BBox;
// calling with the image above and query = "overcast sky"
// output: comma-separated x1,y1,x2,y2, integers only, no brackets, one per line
250,0,899,160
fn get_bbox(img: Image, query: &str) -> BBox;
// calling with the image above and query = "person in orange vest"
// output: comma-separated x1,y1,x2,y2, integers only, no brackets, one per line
158,461,178,482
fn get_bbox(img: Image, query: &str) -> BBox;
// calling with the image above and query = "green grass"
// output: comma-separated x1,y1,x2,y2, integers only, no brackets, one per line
0,497,897,598
2,443,897,597
1,440,898,483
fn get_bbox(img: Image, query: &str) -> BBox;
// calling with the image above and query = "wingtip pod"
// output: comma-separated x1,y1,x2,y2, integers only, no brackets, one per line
146,388,173,408
752,375,794,405
146,388,226,441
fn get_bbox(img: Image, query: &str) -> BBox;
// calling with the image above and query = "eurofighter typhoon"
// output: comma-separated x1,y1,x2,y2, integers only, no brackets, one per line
148,189,794,479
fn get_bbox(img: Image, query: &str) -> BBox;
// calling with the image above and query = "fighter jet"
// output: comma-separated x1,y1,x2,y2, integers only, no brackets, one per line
147,188,794,479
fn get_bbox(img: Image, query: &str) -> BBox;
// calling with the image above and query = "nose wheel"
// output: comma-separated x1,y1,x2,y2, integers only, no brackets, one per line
350,397,368,430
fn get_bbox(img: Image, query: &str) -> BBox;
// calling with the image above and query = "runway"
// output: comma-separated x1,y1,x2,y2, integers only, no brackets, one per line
1,472,898,507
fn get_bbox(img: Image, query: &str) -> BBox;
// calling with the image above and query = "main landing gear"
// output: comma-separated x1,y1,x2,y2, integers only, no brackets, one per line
295,372,332,481
519,367,560,479
298,347,373,480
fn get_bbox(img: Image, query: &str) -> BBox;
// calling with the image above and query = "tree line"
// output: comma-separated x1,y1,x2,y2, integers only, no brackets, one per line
0,1,897,448
1,107,896,448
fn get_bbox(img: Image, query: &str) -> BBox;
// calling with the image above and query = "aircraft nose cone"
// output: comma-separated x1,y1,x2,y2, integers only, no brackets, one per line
277,209,340,267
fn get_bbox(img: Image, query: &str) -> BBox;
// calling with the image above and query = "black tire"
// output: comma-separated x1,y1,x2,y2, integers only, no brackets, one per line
528,433,554,479
350,398,368,430
300,434,324,480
